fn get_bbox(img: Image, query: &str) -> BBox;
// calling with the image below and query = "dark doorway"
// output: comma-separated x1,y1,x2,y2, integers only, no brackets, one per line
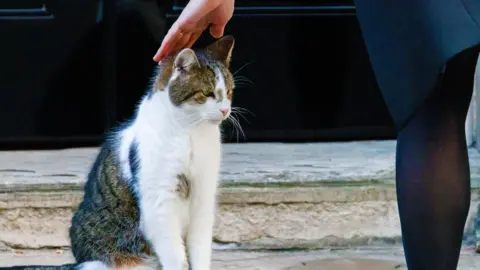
162,2,396,142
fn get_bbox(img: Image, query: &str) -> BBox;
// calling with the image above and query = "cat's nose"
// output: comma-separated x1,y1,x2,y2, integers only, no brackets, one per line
220,108,229,116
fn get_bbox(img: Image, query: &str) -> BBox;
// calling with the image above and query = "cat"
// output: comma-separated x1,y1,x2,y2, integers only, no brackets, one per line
0,35,236,270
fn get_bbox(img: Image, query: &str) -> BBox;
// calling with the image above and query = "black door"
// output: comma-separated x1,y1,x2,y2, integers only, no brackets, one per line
165,0,396,142
0,0,105,148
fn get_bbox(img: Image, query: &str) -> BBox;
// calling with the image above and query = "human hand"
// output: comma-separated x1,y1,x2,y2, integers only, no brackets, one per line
153,0,235,62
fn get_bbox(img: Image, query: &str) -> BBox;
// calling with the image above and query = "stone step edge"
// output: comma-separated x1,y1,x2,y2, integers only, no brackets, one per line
0,186,478,250
1,185,479,209
212,237,404,250
0,237,404,252
0,178,398,193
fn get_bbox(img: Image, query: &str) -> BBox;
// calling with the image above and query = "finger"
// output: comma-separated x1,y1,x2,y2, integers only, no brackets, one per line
209,24,225,38
153,0,221,61
153,26,182,61
153,24,186,62
153,33,176,61
172,32,194,52
185,32,201,49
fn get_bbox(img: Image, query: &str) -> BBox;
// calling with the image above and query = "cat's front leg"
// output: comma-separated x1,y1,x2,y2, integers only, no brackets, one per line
140,188,187,270
186,175,218,270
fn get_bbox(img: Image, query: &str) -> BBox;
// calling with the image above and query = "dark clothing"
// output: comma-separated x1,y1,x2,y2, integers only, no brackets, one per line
354,1,480,269
355,0,480,129
394,47,478,270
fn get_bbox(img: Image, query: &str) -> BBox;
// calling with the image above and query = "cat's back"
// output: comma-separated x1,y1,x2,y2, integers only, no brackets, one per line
69,135,148,263
79,138,137,211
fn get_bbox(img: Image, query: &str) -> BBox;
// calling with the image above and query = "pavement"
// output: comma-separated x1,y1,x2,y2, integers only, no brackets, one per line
0,246,479,269
0,141,480,250
1,140,480,268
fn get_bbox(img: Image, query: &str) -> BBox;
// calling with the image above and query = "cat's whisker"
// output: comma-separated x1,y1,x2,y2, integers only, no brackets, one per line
233,77,249,82
225,117,238,142
232,106,255,116
231,107,254,124
233,82,252,87
232,61,254,77
227,114,246,143
233,76,255,87
233,118,246,143
233,79,254,86
231,111,250,124
227,118,238,143
233,75,252,81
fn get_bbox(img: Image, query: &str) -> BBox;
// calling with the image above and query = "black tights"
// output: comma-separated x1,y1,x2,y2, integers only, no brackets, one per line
396,46,479,270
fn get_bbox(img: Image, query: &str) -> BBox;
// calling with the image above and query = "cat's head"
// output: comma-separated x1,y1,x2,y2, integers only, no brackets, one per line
155,35,235,125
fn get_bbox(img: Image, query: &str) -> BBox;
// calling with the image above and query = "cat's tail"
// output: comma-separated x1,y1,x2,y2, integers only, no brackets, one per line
0,261,116,270
0,264,77,270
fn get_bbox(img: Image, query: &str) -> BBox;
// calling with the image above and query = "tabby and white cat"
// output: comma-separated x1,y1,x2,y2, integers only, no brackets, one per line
0,36,236,270
71,36,236,270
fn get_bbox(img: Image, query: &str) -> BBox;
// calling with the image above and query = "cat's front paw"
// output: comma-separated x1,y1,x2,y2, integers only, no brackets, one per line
188,255,211,270
160,260,188,270
158,251,188,270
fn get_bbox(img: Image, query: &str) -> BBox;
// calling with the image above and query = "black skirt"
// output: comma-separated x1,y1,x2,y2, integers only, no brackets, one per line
355,0,480,129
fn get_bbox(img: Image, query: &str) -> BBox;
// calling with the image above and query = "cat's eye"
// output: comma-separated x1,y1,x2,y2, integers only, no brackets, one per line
205,92,216,99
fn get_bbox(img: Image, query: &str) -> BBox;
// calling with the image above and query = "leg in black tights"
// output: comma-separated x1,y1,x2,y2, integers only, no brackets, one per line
396,47,479,270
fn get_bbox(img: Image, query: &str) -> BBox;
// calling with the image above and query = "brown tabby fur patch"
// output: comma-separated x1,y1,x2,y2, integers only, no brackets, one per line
153,36,235,106
111,254,149,268
176,173,190,199
69,146,152,266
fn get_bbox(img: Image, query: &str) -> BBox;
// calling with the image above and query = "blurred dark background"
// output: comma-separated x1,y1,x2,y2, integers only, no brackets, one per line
0,0,395,150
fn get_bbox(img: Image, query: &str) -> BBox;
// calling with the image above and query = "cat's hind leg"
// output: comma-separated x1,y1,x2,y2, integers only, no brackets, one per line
75,255,158,270
76,262,157,270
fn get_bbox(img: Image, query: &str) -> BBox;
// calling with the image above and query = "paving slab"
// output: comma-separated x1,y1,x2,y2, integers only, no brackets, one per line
2,140,480,190
0,141,479,250
0,246,479,269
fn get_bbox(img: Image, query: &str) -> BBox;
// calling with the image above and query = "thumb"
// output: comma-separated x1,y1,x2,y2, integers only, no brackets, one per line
209,24,225,38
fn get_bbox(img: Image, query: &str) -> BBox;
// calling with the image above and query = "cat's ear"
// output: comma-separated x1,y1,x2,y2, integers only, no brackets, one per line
174,48,199,71
206,35,235,67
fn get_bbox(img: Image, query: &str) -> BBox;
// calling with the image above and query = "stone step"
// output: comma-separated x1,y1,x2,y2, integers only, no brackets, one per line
0,140,479,250
1,246,480,269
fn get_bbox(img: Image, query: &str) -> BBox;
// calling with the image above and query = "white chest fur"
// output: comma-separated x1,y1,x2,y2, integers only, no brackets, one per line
187,124,221,187
129,118,221,270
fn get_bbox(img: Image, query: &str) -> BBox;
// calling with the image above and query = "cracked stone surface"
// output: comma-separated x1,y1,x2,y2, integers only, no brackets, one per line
0,141,479,249
1,140,480,189
0,246,479,269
